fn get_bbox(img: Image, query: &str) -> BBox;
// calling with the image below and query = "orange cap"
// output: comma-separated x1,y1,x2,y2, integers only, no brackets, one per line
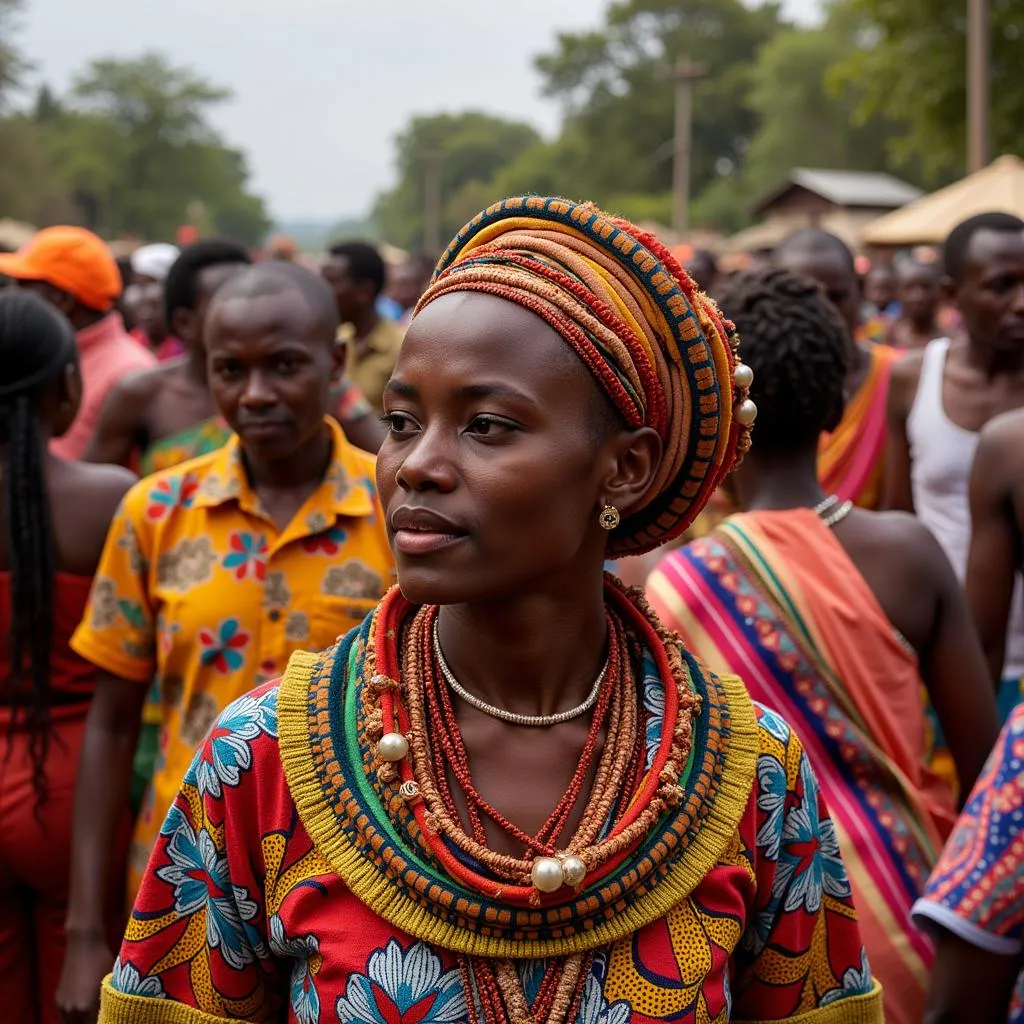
0,226,122,312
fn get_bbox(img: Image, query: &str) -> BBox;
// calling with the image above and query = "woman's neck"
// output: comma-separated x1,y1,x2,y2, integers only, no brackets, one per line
435,568,609,719
731,448,827,512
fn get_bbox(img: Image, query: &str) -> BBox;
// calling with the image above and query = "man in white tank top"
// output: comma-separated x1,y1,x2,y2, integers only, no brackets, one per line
885,212,1024,720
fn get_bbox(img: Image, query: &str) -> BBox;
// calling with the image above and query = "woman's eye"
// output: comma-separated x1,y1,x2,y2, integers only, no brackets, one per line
385,412,417,433
467,416,513,436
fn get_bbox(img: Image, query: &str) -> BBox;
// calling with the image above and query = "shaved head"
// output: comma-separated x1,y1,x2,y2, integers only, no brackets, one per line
211,261,340,342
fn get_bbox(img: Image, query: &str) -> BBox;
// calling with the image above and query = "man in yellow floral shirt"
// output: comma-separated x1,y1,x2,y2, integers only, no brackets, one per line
57,262,395,1022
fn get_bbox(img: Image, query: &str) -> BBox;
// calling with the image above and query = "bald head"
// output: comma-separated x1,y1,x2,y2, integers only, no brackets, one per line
211,261,340,342
775,228,856,274
774,228,860,337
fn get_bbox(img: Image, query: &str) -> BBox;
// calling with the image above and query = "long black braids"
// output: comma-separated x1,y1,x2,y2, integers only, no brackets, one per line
0,290,78,811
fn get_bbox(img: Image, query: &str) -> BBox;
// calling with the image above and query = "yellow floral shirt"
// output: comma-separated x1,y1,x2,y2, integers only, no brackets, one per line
71,417,394,897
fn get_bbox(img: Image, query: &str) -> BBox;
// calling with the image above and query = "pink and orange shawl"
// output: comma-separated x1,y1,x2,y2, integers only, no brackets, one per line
648,509,956,1024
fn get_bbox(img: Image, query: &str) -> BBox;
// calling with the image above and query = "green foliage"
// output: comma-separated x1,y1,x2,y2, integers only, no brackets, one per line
0,116,76,224
532,0,784,200
34,54,270,244
0,48,269,246
371,112,541,250
832,0,1024,181
743,14,896,188
0,0,29,112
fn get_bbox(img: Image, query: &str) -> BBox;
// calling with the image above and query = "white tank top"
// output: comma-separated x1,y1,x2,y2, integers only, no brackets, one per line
908,337,1024,677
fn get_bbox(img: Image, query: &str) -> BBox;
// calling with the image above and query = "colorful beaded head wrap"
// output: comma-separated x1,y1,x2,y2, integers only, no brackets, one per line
416,196,755,556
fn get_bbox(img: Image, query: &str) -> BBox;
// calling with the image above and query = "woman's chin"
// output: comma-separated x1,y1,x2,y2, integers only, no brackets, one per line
395,573,471,608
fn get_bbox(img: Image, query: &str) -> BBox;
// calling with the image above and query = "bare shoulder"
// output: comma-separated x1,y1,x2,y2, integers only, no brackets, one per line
50,460,138,571
888,346,925,398
974,409,1024,498
979,407,1024,455
850,507,951,579
107,363,171,408
61,460,137,516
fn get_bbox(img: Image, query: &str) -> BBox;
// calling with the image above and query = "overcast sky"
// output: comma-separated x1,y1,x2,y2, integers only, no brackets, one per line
20,0,821,223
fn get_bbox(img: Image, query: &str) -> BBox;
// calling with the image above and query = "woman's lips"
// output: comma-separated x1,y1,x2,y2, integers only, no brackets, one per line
392,528,466,555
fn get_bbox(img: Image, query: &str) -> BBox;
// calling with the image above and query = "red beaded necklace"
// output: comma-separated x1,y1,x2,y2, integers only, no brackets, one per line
364,579,701,1024
421,602,622,855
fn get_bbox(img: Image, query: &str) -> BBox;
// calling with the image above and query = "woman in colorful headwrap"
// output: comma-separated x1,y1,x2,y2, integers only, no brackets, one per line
98,197,882,1024
646,267,999,1024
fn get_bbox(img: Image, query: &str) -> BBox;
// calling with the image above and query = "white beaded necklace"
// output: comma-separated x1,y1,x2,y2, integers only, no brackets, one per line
431,618,608,727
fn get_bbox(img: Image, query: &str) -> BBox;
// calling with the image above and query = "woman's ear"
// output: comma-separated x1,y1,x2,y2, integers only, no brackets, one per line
599,426,663,516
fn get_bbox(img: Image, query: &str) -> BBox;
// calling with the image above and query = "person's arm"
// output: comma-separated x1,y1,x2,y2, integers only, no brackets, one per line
882,353,921,512
965,420,1021,686
58,674,147,1024
82,373,153,467
915,707,1024,1023
56,484,158,1023
924,930,1022,1024
913,522,1000,795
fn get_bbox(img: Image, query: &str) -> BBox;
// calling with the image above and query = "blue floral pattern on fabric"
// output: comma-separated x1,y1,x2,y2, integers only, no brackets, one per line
773,756,852,915
155,819,265,971
270,914,321,1024
641,651,665,769
194,688,279,799
821,950,872,1006
335,939,468,1024
111,957,167,999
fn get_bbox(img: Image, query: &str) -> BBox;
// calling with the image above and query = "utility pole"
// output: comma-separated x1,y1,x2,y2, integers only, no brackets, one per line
422,149,442,255
672,56,707,236
967,0,990,172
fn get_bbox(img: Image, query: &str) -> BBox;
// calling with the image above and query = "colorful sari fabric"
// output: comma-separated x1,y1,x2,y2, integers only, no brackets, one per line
647,510,957,1024
818,344,903,509
139,417,232,478
99,612,883,1024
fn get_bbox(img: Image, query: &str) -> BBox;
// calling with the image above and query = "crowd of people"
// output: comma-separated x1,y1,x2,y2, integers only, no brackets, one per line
0,197,1022,1024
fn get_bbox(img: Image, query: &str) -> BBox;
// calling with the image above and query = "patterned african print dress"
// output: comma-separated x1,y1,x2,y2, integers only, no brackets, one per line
99,614,883,1024
914,702,1024,1022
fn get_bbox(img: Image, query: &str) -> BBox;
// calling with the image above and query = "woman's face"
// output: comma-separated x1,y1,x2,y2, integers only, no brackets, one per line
377,292,621,606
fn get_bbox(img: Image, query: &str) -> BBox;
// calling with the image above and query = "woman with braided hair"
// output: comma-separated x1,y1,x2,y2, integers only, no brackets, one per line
0,291,136,1024
99,198,881,1024
647,266,999,1024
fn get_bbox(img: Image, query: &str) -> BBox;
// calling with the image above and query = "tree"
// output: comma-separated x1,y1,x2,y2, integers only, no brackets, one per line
832,0,1024,180
532,0,785,202
372,112,541,250
34,54,269,244
0,116,76,225
743,10,900,190
0,0,29,112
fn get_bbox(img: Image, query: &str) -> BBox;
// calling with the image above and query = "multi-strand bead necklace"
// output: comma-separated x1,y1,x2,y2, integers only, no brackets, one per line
363,579,702,1024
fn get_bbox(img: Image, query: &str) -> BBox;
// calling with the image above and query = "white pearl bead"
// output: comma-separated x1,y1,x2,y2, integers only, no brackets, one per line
376,732,409,763
561,855,587,887
734,398,758,426
733,363,754,388
531,856,565,893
